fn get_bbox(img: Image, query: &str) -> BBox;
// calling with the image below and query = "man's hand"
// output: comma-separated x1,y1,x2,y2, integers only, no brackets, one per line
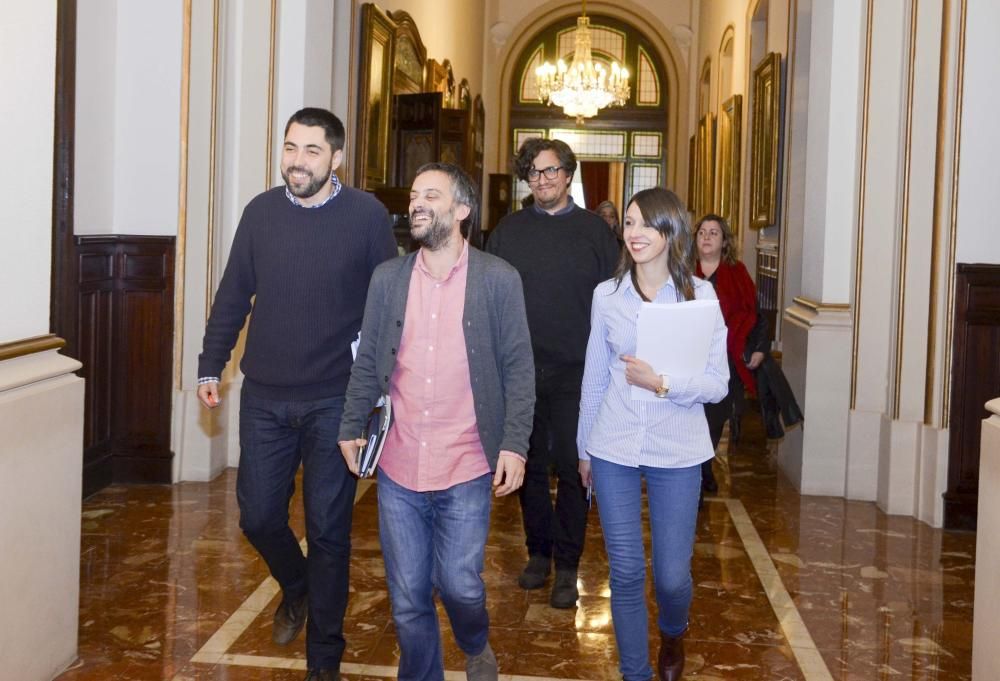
747,351,765,370
338,439,365,476
197,382,222,409
493,451,525,496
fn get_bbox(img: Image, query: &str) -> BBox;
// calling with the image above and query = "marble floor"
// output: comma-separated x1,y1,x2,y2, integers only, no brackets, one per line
55,412,975,680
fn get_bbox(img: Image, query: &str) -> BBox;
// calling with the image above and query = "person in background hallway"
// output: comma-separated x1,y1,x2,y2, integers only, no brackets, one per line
338,163,535,681
196,108,396,681
486,138,620,609
578,188,728,681
690,214,768,493
596,199,624,243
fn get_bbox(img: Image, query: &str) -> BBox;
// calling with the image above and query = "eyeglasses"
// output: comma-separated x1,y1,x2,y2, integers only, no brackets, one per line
527,165,564,181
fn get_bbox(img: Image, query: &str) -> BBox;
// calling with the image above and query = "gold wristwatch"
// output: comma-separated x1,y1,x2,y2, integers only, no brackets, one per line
654,374,670,398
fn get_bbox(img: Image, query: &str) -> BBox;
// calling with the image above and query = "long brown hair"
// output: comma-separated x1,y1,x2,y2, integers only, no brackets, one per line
613,188,695,302
692,213,738,266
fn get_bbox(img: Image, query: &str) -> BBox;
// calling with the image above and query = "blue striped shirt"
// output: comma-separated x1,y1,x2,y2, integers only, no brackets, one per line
577,275,729,468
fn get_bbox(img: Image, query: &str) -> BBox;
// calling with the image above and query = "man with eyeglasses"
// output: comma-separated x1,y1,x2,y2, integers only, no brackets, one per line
486,137,620,609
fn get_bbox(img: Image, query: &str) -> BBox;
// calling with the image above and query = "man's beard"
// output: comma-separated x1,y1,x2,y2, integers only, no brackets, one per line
409,208,454,251
281,164,331,199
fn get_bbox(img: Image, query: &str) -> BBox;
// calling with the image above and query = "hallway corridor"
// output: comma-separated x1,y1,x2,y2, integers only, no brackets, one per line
55,414,975,680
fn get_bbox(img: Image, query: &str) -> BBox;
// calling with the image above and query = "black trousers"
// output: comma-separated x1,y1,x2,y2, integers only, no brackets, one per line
704,360,742,450
519,365,588,571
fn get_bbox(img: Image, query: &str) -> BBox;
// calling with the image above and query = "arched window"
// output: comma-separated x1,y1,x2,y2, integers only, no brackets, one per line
509,14,670,210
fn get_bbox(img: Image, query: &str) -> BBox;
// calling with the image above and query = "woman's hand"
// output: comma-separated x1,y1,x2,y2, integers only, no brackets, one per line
747,351,765,370
621,355,662,393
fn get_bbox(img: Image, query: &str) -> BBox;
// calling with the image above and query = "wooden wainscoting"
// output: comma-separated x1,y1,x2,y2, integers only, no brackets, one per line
77,236,175,496
945,264,1000,530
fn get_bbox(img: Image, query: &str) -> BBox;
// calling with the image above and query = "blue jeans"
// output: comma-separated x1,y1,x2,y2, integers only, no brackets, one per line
590,456,701,681
237,388,357,669
377,470,492,681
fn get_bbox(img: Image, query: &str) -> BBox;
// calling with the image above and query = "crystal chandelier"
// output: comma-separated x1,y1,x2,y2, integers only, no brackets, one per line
535,1,630,124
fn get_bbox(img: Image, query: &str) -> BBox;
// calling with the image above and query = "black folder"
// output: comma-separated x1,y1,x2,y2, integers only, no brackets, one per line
357,395,392,478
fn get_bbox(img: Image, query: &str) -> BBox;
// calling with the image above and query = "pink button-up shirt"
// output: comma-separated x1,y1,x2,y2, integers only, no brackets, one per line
378,243,491,491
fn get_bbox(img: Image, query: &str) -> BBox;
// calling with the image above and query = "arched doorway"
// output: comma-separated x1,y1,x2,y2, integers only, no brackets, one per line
495,2,688,218
506,13,669,210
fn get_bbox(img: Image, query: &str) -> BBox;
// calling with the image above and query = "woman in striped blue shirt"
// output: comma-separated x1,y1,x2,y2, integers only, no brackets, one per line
577,187,729,681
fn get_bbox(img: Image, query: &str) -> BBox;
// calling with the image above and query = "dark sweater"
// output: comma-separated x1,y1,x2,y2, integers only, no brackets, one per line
486,205,620,370
198,186,397,401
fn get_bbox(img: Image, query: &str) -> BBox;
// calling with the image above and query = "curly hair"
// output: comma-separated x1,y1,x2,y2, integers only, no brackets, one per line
512,138,577,182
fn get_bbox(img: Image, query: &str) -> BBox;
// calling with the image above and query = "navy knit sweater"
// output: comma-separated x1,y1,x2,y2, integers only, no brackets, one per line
486,205,620,370
198,185,397,401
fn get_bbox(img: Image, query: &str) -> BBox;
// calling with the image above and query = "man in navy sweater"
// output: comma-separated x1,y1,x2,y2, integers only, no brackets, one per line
486,138,620,609
197,108,396,681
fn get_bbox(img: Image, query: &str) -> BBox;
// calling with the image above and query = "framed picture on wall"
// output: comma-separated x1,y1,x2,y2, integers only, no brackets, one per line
687,135,696,210
749,52,782,230
694,113,715,219
356,4,396,190
716,94,743,236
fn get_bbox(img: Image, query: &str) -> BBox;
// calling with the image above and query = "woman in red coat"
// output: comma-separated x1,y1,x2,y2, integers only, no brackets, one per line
691,215,768,492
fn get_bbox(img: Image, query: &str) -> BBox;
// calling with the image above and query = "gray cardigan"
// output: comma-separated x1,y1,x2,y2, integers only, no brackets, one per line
339,247,536,470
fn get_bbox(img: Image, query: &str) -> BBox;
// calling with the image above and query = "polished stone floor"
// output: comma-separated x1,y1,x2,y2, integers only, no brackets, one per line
56,412,975,680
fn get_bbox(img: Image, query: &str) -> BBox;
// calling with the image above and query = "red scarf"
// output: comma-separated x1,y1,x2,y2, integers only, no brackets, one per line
696,260,758,395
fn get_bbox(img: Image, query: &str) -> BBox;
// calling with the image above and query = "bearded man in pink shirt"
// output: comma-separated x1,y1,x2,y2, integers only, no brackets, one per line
338,163,535,681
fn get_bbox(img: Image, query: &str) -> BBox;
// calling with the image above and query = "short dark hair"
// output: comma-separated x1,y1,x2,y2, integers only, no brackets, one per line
284,107,345,152
513,138,577,182
414,162,482,247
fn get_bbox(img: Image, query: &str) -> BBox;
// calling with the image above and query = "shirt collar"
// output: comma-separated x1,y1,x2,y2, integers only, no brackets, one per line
530,196,576,216
285,172,342,208
415,239,469,283
622,271,676,300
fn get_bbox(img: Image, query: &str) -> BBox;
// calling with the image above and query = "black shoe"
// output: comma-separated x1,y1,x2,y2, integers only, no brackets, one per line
273,592,308,646
549,569,579,609
303,669,339,681
517,554,551,590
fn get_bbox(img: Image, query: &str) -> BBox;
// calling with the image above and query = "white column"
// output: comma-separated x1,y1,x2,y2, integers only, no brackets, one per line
173,0,310,480
845,0,907,505
779,0,865,495
973,397,1000,679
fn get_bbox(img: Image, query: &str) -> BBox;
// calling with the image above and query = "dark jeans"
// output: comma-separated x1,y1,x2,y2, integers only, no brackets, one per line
237,388,357,670
519,365,588,571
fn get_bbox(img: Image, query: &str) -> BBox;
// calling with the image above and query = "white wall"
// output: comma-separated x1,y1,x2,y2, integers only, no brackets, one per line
75,0,183,236
954,0,1000,265
0,4,57,343
799,0,863,304
75,0,117,233
272,0,337,185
